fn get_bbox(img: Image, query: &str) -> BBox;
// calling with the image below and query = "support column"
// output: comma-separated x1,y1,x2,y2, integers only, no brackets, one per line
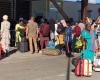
50,0,69,21
81,0,88,22
45,0,49,18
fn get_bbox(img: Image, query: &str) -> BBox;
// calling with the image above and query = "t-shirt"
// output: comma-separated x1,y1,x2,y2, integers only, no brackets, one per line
64,26,72,41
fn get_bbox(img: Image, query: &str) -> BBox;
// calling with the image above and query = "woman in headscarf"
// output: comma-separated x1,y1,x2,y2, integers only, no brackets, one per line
80,23,96,61
1,15,11,56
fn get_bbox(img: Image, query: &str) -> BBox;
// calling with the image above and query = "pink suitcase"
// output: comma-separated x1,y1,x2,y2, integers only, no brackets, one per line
75,59,92,76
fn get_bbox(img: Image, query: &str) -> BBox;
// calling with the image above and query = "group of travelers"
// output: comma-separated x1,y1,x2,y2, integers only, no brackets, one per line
14,16,100,61
0,15,99,57
14,16,100,76
0,14,100,76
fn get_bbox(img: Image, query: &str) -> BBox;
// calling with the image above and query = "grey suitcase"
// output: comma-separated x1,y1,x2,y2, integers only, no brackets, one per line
19,38,28,52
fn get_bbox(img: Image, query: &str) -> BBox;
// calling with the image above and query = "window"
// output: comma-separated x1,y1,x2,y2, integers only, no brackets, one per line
78,10,81,21
98,8,100,16
88,10,92,17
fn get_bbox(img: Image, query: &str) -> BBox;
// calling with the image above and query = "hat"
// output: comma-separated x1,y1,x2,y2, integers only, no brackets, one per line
3,15,8,20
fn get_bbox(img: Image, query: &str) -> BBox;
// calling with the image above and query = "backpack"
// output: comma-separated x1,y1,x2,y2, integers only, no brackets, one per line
40,23,50,37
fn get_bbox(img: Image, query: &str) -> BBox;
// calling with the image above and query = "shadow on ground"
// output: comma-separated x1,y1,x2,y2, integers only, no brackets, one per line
0,48,17,60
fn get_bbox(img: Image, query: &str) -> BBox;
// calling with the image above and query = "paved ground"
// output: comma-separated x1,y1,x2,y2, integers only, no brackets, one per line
0,48,100,80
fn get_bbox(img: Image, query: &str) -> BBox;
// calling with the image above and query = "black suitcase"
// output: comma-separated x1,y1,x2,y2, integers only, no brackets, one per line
19,38,28,52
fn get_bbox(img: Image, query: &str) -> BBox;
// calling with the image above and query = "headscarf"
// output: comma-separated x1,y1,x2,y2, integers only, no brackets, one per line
3,15,8,20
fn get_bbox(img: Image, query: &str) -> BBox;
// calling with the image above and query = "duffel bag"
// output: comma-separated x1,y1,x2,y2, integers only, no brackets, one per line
42,48,61,56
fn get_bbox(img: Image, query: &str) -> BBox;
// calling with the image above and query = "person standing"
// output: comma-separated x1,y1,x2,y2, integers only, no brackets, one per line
64,22,73,56
73,22,81,53
1,15,11,56
80,23,96,61
15,18,24,50
26,17,38,53
39,19,50,50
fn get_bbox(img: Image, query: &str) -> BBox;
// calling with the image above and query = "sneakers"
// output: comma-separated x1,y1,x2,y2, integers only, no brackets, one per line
3,50,9,57
39,50,42,54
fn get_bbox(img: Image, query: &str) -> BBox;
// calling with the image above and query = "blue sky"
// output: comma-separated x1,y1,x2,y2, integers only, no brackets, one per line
65,0,100,3
96,0,100,3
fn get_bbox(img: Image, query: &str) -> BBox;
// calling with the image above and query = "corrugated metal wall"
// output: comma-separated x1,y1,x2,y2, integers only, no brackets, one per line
0,1,11,21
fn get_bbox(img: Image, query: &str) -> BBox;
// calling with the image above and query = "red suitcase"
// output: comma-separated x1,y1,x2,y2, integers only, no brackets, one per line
75,59,84,76
75,59,92,76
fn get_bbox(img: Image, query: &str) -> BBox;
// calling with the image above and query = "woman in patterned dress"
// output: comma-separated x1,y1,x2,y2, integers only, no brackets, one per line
1,15,11,56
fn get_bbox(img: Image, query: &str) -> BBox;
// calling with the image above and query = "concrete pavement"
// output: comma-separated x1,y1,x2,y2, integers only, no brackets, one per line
0,49,99,80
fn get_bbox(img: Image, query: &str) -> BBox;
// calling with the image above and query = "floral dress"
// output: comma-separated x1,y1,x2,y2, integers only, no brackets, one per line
1,21,11,52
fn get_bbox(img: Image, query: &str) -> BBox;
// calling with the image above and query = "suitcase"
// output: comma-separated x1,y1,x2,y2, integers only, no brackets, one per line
19,38,28,53
75,59,92,76
93,53,100,71
42,48,61,56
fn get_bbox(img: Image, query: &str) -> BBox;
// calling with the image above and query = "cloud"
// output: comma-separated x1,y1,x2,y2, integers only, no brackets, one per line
64,0,96,4
89,0,96,3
